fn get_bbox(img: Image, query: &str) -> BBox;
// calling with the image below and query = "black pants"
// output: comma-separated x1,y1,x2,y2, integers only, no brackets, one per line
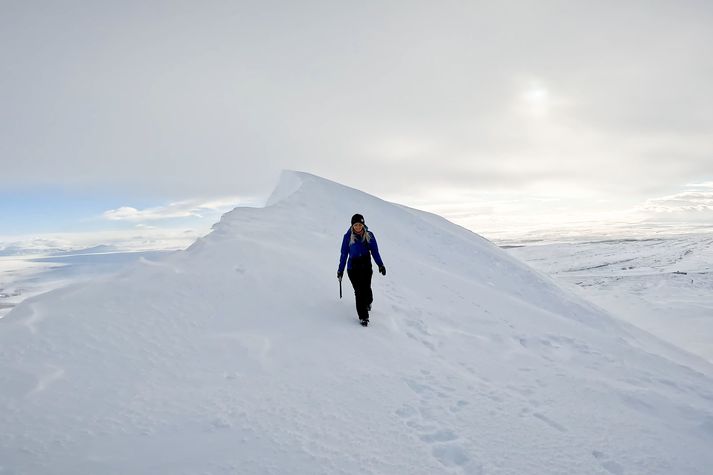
347,267,373,321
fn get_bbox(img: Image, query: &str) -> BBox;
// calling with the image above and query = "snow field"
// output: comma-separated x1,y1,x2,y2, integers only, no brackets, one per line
1,171,712,474
508,236,713,363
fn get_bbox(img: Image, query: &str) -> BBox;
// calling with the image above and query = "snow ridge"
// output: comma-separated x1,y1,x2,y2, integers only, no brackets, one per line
1,171,713,474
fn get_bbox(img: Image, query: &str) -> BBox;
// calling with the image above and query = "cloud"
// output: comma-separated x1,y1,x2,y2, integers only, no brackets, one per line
1,1,711,204
102,197,249,222
633,182,713,224
1,0,712,248
103,204,197,222
0,227,203,255
685,181,713,190
638,192,713,214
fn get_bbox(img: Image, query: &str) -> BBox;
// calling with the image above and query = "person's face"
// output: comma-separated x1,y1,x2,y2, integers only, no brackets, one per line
352,222,364,233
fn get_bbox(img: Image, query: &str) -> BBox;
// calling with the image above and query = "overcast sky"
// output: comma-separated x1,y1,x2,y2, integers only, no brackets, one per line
2,1,712,246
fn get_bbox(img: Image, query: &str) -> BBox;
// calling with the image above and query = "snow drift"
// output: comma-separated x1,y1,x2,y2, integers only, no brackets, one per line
1,171,712,474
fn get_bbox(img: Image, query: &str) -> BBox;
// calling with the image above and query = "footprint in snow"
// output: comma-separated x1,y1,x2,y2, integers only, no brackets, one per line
432,445,484,475
395,405,418,419
449,400,469,413
396,398,479,473
419,429,458,443
532,412,568,432
592,450,624,475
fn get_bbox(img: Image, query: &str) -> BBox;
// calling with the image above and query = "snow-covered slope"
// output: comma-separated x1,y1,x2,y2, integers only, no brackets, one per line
0,250,172,319
1,171,712,474
507,236,713,363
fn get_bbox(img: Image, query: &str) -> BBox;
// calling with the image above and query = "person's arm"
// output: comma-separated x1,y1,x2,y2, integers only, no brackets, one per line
337,233,349,275
369,232,384,267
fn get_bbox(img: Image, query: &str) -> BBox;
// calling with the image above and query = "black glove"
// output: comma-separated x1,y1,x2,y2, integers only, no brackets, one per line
379,265,386,276
337,271,343,279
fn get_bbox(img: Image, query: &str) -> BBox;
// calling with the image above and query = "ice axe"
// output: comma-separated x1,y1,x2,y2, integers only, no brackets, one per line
338,276,343,298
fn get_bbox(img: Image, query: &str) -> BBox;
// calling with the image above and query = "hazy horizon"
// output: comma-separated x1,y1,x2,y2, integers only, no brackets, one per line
3,170,713,254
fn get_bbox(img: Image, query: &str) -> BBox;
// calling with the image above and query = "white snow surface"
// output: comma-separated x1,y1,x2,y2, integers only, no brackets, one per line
1,171,713,475
507,236,713,364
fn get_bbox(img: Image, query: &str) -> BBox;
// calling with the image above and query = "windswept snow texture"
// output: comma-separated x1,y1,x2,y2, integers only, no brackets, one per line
0,251,171,319
1,171,713,475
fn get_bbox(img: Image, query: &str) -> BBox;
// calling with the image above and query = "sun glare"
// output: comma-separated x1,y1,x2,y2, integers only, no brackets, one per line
523,85,550,117
526,87,549,103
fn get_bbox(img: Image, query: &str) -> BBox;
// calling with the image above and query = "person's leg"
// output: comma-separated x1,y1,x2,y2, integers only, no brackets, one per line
364,269,373,311
357,268,373,320
347,268,371,321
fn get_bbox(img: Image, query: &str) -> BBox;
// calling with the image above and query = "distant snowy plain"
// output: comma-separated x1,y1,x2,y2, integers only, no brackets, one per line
0,250,172,319
1,172,712,474
507,236,713,364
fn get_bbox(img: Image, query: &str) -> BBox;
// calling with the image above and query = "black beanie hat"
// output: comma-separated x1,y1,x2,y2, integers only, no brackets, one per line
351,213,365,225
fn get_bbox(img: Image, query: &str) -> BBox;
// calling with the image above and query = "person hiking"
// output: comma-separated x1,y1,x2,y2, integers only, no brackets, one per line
337,213,386,326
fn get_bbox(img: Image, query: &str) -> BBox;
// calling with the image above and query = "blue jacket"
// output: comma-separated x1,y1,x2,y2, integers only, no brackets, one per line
338,227,384,273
